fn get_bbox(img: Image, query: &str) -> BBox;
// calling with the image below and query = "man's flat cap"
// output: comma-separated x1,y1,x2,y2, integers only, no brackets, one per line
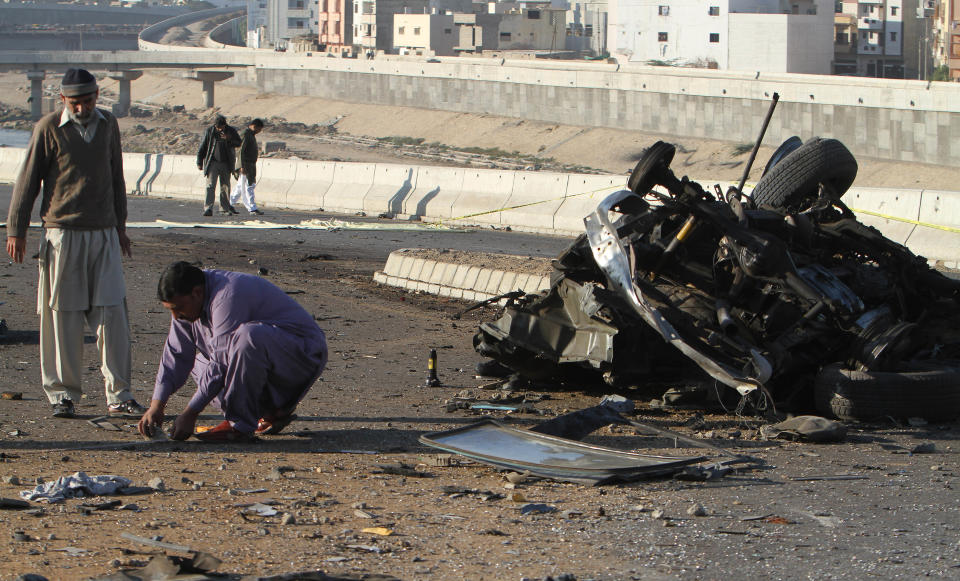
61,68,98,97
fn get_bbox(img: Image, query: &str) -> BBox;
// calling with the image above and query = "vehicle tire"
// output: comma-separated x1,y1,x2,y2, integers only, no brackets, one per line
627,141,676,195
750,138,857,211
814,362,960,422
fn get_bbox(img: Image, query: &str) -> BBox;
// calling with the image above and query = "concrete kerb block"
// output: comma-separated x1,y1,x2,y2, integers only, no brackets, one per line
406,166,465,221
324,162,375,214
286,160,335,210
496,271,519,295
475,268,493,293
382,251,405,276
447,169,517,227
254,159,298,208
363,164,419,217
0,147,25,184
484,269,508,295
499,172,570,232
397,254,417,278
460,266,482,290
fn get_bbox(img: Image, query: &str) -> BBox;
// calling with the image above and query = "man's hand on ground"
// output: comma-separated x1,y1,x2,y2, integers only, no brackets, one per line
118,230,132,258
170,408,200,441
6,236,25,263
137,400,166,437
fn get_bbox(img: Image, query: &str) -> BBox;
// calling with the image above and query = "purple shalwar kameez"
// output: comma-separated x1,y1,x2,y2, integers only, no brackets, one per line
152,270,327,433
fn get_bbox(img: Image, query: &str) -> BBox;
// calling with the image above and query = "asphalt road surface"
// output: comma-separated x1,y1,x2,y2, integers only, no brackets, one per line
0,185,956,581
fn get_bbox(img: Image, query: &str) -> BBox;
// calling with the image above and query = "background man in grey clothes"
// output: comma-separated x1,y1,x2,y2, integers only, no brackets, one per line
6,68,145,419
196,114,241,216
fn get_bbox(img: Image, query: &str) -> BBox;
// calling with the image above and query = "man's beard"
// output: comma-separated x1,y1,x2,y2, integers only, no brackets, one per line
68,108,94,125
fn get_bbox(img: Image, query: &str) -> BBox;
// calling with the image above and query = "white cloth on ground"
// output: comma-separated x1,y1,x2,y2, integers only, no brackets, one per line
20,471,132,503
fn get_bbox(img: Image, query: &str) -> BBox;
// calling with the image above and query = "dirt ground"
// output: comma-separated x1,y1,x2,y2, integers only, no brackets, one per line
0,70,957,191
0,198,956,580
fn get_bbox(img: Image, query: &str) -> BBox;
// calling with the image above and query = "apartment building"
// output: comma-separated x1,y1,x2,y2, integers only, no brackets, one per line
565,0,608,56
932,0,960,79
608,0,834,73
394,12,457,54
318,0,353,54
353,0,430,54
246,0,319,48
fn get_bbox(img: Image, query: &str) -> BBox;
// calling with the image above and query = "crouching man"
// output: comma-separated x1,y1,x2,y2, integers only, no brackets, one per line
138,261,327,441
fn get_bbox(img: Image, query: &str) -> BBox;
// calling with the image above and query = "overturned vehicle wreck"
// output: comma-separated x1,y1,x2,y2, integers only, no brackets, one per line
475,138,960,421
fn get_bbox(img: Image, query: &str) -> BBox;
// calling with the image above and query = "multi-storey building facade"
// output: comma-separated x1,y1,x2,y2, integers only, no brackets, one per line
834,1,933,79
608,0,834,73
565,0,609,56
318,0,353,54
246,0,319,49
932,0,960,79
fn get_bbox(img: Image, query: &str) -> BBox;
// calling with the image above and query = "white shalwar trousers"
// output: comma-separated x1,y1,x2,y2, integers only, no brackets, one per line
229,174,259,212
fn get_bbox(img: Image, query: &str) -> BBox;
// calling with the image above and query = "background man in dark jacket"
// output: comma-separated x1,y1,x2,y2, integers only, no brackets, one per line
196,115,241,216
231,118,264,215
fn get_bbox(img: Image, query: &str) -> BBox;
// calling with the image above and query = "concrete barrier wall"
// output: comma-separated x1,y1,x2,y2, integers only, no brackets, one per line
324,162,375,214
447,169,517,227
0,148,25,183
3,145,960,266
240,66,960,167
285,160,334,210
363,164,419,217
406,166,465,221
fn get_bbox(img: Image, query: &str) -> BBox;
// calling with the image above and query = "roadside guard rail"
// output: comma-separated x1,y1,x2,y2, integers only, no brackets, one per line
0,146,958,268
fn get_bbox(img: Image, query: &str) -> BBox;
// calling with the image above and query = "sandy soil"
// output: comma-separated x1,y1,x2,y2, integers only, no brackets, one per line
0,70,956,190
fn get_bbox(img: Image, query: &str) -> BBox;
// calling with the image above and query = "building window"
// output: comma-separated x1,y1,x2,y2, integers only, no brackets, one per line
527,9,540,19
354,3,358,12
658,32,668,42
891,6,898,16
500,32,511,40
890,31,897,42
444,28,452,34
398,26,405,34
837,32,848,44
288,0,304,9
414,27,420,35
658,5,669,16
584,24,593,37
709,33,719,43
708,6,719,16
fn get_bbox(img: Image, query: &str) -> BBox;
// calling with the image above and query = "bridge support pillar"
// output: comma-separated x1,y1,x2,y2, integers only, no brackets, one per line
26,70,45,121
183,70,234,109
108,70,143,118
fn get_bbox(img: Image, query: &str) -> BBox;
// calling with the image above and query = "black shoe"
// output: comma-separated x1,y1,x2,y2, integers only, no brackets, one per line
107,399,147,418
223,206,239,215
52,399,75,419
203,208,213,217
250,209,263,215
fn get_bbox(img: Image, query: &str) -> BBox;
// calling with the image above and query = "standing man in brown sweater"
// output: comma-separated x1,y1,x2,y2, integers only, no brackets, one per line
6,68,146,419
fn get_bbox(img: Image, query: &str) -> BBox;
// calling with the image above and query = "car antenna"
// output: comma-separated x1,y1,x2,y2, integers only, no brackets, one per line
736,92,780,196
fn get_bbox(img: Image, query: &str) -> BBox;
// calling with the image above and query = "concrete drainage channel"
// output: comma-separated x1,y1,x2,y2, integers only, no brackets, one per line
373,248,553,302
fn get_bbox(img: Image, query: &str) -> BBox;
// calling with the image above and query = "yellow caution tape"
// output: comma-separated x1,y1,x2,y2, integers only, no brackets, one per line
849,208,960,235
